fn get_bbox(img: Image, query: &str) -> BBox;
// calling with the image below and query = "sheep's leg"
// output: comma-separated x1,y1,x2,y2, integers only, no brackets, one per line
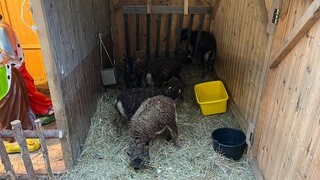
116,116,126,135
166,122,180,148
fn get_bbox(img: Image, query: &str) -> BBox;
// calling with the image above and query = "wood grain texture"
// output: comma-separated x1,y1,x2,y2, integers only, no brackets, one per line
30,0,111,169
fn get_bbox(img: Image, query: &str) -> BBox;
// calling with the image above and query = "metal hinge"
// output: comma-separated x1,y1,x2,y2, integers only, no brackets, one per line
272,8,280,24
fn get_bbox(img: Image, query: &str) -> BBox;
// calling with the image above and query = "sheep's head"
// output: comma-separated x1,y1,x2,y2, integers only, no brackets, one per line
164,77,185,100
128,139,150,170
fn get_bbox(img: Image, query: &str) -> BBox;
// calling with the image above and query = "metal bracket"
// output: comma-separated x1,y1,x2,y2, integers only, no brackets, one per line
272,8,281,24
246,123,255,146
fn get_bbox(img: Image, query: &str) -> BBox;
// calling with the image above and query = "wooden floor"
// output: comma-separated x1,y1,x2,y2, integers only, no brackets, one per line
0,83,66,177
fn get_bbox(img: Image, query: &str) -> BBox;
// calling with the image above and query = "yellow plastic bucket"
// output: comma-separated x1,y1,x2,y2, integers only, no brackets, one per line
194,81,229,115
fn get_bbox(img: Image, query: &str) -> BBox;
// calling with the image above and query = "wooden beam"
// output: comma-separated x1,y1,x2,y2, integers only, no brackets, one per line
123,6,212,14
30,0,73,169
0,129,63,139
270,0,320,68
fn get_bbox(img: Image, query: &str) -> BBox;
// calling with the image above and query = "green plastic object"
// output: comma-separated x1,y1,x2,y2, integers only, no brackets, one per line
0,66,9,100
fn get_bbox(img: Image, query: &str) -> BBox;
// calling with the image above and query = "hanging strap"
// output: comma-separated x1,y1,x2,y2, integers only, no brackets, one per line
98,33,115,71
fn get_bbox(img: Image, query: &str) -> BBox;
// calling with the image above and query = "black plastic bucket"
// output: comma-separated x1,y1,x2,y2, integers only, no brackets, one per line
211,128,246,160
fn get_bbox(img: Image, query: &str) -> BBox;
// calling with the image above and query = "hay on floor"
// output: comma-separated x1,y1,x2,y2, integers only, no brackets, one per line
59,64,254,180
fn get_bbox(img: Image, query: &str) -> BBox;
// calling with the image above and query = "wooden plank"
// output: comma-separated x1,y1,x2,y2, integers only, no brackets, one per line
155,14,162,58
147,0,152,14
186,14,194,52
136,14,140,51
266,0,283,34
123,14,130,55
250,35,274,158
175,14,184,54
34,119,54,179
269,0,320,68
249,157,265,180
11,120,36,180
123,5,212,14
165,14,173,57
146,14,151,59
0,136,16,179
211,0,221,19
184,0,189,15
29,0,73,169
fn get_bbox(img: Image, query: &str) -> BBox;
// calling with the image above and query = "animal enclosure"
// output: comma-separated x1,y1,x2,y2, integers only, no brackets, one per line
2,0,319,179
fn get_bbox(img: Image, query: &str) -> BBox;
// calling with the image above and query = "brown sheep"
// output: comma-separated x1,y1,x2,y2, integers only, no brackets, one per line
127,95,180,169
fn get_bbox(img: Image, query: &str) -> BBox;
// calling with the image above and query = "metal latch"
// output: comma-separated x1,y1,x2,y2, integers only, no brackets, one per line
272,8,280,24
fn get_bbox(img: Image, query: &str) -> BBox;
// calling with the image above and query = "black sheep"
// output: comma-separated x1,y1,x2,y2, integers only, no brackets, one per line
122,56,146,88
145,57,183,87
180,29,217,78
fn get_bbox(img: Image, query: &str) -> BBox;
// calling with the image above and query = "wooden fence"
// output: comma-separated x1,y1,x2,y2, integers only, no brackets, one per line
0,120,63,180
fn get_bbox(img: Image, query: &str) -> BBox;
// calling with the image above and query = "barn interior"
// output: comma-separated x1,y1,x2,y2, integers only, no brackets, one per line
1,0,320,179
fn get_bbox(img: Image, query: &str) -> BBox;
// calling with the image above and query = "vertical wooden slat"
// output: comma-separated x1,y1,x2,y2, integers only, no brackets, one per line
175,14,184,54
146,14,151,59
184,0,189,15
123,14,130,56
0,136,16,179
186,14,195,52
147,0,152,14
165,14,173,57
11,120,36,180
155,14,162,58
34,119,54,179
136,14,140,51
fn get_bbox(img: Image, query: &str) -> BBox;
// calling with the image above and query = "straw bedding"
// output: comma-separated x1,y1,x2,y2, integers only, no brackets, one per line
59,64,254,180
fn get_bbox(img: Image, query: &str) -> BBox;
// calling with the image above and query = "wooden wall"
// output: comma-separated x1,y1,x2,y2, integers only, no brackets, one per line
256,0,320,179
212,0,320,179
109,0,216,63
212,0,270,132
30,0,111,169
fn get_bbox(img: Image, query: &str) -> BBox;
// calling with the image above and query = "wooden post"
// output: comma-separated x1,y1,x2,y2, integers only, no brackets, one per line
184,0,189,15
35,119,55,179
165,14,173,57
155,14,162,58
0,136,16,180
147,0,152,14
11,120,36,180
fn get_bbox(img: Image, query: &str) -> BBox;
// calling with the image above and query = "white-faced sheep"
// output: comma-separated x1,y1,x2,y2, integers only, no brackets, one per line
115,79,184,134
127,95,180,169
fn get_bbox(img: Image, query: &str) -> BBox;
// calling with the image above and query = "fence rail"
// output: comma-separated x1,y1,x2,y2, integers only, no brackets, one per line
0,119,63,180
